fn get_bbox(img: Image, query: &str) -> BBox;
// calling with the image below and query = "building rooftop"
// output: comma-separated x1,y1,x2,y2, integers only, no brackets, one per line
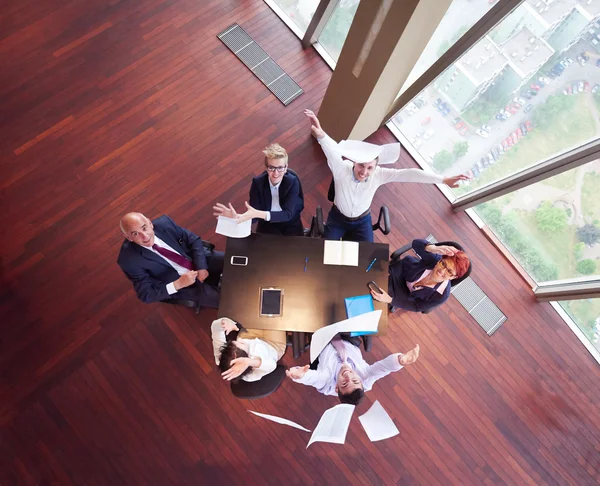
524,0,579,26
501,26,554,77
578,0,600,17
456,36,506,85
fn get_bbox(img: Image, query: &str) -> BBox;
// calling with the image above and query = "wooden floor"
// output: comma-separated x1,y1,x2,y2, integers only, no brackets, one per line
1,1,599,484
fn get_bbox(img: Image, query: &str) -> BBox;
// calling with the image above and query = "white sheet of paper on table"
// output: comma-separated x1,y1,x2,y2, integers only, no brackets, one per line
215,216,251,238
248,411,311,432
309,310,382,363
307,404,355,448
358,400,399,442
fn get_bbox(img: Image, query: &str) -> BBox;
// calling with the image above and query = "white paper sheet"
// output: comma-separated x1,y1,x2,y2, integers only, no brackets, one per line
358,400,399,442
248,411,311,432
215,216,251,238
307,404,355,448
323,240,359,266
309,310,382,363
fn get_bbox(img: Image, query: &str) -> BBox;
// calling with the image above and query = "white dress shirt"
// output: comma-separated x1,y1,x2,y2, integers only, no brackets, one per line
264,180,282,222
292,340,404,396
211,319,278,382
407,269,449,295
318,134,444,218
141,236,188,295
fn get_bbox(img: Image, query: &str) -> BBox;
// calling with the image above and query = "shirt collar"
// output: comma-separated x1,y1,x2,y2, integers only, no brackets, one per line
269,179,282,189
351,166,369,183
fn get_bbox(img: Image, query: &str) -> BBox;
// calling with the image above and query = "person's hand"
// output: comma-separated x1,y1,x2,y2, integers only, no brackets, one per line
370,288,393,304
399,344,420,366
286,365,309,380
442,174,470,188
196,269,209,282
174,271,198,290
304,109,325,139
221,357,252,381
213,202,238,219
425,244,458,256
220,318,239,335
236,202,265,224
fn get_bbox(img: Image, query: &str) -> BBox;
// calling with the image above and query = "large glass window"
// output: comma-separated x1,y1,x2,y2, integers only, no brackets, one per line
559,299,600,353
317,0,360,62
473,161,600,283
391,0,600,196
267,0,318,35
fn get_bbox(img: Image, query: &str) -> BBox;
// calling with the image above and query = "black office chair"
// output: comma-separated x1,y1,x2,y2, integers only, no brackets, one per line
390,240,472,314
161,241,219,314
230,365,286,399
314,178,391,239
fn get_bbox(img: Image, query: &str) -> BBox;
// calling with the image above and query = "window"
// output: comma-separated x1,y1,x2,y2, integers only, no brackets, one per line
559,299,600,354
267,0,318,35
473,161,600,283
317,0,360,62
391,1,600,198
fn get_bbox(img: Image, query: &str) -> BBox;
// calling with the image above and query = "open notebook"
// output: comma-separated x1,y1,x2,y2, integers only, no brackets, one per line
323,240,359,266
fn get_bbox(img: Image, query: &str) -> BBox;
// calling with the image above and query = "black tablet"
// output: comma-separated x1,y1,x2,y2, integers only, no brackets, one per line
260,288,283,317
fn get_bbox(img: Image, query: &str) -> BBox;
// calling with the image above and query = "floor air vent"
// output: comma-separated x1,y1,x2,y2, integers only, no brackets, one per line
425,235,507,336
217,23,304,106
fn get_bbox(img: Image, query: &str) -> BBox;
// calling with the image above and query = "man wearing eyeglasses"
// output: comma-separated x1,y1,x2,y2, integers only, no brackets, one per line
213,143,305,236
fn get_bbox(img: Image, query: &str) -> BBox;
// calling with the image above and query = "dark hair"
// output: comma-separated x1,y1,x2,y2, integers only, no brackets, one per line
218,341,251,382
338,388,365,406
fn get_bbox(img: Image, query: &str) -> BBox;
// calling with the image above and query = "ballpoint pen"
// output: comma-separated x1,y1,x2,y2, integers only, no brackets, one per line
304,257,308,272
366,258,377,273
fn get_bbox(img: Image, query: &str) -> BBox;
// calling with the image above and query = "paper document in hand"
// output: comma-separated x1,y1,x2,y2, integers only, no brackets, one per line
323,240,359,266
358,400,399,442
215,216,251,238
309,310,381,363
307,404,355,448
248,411,311,432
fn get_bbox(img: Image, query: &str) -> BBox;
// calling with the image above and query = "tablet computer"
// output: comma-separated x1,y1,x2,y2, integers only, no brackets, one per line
259,287,283,317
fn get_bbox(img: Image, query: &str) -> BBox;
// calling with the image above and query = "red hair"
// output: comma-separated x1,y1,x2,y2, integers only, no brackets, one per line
445,251,470,278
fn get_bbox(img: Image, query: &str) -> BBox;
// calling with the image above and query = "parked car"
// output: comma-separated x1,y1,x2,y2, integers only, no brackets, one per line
476,129,489,138
564,86,572,95
520,123,527,135
524,104,533,113
455,121,465,130
539,76,551,84
500,109,511,118
421,117,431,125
459,126,468,136
471,165,481,177
415,138,423,148
502,139,509,150
516,127,523,139
584,81,591,92
578,81,584,92
513,97,525,106
508,105,519,114
525,120,533,131
511,133,518,144
596,59,600,67
505,137,514,148
496,144,504,154
496,113,507,121
521,91,532,100
417,128,425,138
433,98,442,107
572,82,579,93
441,105,451,116
423,129,434,140
530,84,541,91
581,51,590,61
578,56,587,66
487,153,495,164
481,124,492,133
592,84,600,94
479,157,487,168
527,89,538,96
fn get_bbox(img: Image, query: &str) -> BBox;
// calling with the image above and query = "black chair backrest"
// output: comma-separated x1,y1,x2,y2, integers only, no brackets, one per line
230,365,286,399
327,178,335,202
432,241,472,287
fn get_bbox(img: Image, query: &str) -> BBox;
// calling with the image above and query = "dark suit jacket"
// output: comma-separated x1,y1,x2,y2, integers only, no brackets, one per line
388,239,450,313
249,171,304,225
117,215,210,304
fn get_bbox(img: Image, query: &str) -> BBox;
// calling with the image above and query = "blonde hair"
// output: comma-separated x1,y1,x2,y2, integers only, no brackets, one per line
263,143,288,166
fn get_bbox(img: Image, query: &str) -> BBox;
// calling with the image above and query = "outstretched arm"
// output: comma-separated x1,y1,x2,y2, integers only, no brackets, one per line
304,109,347,177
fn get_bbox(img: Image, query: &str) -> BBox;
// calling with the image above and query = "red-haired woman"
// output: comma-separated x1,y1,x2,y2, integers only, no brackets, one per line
371,239,470,313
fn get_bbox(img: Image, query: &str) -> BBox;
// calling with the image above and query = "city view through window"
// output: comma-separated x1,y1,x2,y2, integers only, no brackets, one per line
392,0,600,352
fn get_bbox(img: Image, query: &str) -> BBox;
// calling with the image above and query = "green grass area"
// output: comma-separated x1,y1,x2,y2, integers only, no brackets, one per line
469,96,596,191
509,208,578,279
560,299,600,346
581,171,600,220
541,169,578,191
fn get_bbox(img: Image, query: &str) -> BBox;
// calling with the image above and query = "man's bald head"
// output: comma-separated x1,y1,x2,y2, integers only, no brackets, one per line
120,212,155,247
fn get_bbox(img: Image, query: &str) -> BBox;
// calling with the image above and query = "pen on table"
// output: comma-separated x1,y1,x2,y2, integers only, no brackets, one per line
304,257,308,272
366,258,377,273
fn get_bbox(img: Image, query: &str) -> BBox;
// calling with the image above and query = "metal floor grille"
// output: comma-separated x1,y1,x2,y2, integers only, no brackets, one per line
217,23,304,106
425,235,507,336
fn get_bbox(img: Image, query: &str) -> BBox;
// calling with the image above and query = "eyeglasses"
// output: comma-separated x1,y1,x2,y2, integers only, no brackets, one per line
267,165,287,173
440,259,457,279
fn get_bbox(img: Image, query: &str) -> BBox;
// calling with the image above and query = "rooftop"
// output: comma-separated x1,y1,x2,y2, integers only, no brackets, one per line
524,0,579,26
456,36,507,85
501,26,555,77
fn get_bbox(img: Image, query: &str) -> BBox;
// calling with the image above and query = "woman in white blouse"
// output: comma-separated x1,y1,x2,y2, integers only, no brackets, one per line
211,317,287,382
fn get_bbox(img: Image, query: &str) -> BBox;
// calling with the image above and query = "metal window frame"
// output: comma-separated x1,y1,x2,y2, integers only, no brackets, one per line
535,278,600,301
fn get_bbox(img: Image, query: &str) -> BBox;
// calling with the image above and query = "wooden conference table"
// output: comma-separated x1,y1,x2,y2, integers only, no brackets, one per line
218,233,389,337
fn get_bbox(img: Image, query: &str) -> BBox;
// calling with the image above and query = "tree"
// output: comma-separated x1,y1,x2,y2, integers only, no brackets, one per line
576,259,596,275
574,242,585,260
576,224,600,246
453,141,469,158
535,201,567,234
433,150,454,172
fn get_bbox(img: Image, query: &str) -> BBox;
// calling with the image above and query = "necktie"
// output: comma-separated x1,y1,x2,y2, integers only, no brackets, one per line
152,244,194,271
330,336,348,363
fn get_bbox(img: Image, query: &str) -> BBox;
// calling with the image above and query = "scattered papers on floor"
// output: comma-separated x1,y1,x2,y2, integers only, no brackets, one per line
358,400,400,442
307,404,355,448
248,411,311,432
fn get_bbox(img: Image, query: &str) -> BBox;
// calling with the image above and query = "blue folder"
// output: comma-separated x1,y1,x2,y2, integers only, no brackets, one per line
344,294,378,337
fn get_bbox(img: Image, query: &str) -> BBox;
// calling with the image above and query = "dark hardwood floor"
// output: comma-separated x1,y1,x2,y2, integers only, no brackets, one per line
1,1,599,484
